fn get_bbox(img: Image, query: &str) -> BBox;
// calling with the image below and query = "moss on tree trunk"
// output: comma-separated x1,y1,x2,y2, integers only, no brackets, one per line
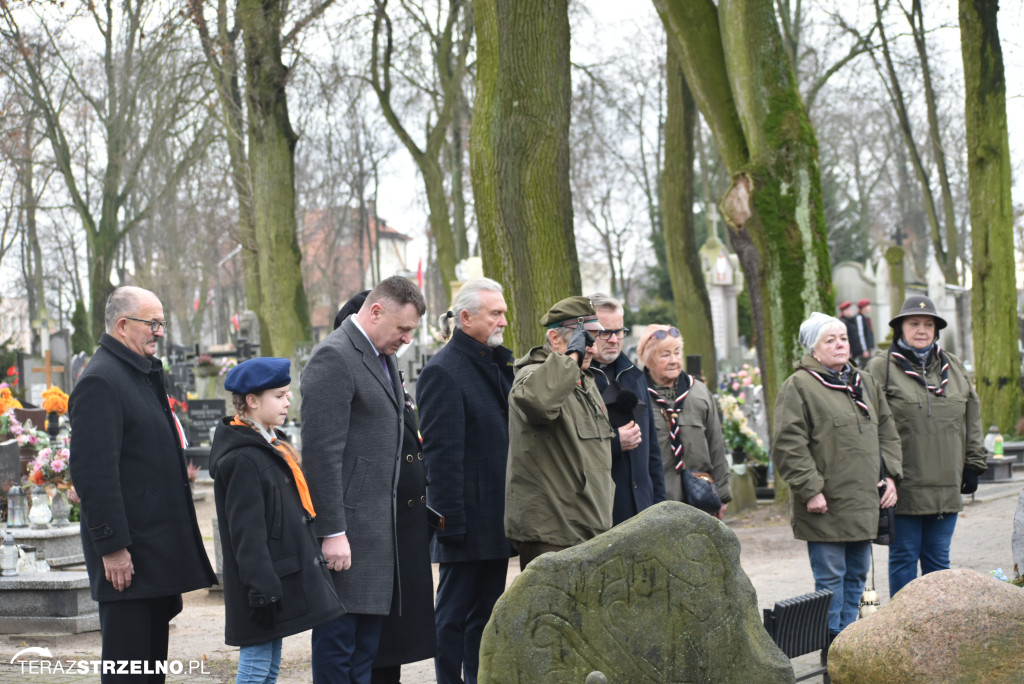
239,0,311,357
959,0,1022,431
470,0,580,356
663,44,717,384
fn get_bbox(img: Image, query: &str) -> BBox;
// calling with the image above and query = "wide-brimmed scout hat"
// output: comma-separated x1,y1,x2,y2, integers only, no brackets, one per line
888,294,947,331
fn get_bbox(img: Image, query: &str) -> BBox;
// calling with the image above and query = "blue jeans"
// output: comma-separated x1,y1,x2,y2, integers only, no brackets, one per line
236,639,282,684
807,541,871,634
888,513,957,597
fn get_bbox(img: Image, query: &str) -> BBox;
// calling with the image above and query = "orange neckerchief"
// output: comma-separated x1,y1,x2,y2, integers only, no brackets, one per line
230,416,316,518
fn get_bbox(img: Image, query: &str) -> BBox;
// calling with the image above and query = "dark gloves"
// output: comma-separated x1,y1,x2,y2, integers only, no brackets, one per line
438,533,465,546
961,467,981,494
566,326,594,366
248,598,281,630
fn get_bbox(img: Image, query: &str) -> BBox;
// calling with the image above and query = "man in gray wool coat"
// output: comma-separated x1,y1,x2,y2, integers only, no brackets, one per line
301,276,426,684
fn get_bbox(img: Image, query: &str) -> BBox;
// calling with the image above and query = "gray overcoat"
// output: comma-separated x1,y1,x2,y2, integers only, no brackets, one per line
300,317,404,615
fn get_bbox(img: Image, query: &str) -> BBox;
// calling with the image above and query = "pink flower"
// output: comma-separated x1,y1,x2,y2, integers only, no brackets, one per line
738,369,748,378
51,459,66,473
11,422,23,435
739,392,746,400
732,382,740,390
59,448,70,459
38,447,52,460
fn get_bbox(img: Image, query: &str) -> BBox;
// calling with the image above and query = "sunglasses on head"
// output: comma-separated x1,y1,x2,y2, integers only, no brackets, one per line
650,327,680,340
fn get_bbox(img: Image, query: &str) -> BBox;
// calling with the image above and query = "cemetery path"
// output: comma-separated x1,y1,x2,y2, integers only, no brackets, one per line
2,479,1021,684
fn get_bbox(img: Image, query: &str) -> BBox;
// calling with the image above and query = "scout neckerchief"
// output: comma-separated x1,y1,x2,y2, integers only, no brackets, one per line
647,371,692,471
892,339,949,397
801,364,870,418
231,416,316,517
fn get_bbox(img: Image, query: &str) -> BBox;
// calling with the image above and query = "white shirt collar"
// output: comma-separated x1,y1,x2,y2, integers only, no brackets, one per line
349,317,384,357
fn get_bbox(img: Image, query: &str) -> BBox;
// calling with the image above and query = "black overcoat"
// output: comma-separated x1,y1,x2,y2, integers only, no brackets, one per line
69,334,216,602
416,329,516,563
374,395,437,668
209,419,346,647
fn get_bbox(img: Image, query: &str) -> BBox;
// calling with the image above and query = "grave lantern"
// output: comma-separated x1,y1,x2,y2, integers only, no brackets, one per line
6,484,28,527
0,531,18,577
28,485,52,528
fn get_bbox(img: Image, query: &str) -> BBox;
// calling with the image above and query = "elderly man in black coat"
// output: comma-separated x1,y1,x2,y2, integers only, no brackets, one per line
69,286,216,683
586,293,666,524
416,278,516,684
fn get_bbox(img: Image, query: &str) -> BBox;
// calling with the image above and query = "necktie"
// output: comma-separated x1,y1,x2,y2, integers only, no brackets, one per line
378,353,392,385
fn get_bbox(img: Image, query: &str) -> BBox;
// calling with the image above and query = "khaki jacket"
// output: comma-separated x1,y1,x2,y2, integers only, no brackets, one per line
505,346,615,547
648,376,731,503
865,348,986,515
772,355,903,543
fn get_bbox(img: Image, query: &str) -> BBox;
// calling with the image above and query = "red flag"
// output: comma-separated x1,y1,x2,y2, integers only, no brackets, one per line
231,313,240,331
416,258,424,290
193,288,200,312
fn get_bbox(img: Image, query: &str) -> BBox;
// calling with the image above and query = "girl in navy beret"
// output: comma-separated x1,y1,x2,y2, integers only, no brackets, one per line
210,357,345,683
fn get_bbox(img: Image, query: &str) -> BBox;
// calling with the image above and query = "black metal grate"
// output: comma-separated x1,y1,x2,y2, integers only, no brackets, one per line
762,590,833,659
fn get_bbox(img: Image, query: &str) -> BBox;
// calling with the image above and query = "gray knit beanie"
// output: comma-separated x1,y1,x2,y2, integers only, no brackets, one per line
798,312,843,353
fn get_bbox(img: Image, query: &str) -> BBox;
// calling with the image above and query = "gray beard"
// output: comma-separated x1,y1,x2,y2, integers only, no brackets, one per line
486,329,504,348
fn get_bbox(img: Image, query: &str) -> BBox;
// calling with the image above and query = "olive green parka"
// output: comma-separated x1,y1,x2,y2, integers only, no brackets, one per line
865,347,986,516
772,355,903,543
505,346,615,548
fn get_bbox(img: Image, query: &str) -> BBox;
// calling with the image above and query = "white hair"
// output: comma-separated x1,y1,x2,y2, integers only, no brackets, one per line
586,292,623,315
438,277,504,340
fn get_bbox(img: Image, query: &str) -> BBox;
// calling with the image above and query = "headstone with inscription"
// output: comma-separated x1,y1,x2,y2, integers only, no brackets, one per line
185,399,226,446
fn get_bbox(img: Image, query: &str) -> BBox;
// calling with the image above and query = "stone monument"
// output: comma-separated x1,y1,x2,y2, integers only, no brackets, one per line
1014,489,1024,579
478,501,794,683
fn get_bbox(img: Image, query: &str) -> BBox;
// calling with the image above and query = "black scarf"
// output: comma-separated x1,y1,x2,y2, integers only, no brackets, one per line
801,364,870,418
892,338,949,397
647,371,692,470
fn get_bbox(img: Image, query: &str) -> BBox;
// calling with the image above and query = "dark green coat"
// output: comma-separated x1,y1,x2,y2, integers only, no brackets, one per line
771,355,903,543
865,348,986,515
505,347,615,547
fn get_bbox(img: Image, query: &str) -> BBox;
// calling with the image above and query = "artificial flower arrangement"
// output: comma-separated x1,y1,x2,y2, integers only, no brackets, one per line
717,393,768,464
41,385,69,415
29,445,72,488
0,382,23,414
218,357,238,376
719,363,762,404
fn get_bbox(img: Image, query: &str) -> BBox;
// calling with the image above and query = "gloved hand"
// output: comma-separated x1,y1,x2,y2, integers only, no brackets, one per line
960,466,981,494
566,326,594,366
438,533,465,546
248,600,281,630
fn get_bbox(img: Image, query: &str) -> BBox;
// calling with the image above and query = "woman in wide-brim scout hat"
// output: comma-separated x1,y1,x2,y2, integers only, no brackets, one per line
864,295,988,597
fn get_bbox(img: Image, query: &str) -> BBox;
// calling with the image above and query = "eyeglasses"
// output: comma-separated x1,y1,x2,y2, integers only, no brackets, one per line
124,316,169,333
594,327,629,340
650,327,680,340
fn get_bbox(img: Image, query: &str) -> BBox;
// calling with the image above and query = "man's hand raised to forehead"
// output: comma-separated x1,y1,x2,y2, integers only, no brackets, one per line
566,326,595,367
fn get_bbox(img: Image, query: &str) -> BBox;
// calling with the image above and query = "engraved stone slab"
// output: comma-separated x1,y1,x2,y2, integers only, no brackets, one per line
479,501,794,684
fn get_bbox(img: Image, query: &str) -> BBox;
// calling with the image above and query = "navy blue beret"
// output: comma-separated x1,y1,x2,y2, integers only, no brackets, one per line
224,357,291,394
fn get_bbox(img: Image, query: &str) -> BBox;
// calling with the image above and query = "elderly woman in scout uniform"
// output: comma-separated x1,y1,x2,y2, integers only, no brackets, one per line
772,312,902,645
210,358,345,684
638,325,730,519
865,295,987,597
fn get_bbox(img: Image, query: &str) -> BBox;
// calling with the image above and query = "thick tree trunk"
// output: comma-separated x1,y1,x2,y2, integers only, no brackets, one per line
239,0,311,358
470,0,580,356
663,45,717,385
658,0,832,415
959,0,1021,432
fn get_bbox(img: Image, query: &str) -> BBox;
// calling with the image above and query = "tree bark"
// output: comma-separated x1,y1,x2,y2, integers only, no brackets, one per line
237,0,312,357
959,0,1021,431
662,44,717,385
657,0,832,417
470,0,580,356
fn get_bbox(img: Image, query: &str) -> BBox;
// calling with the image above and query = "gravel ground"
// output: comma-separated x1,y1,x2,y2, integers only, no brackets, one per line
3,478,1021,684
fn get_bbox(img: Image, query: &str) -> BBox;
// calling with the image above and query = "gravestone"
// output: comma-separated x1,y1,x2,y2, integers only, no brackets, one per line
185,399,226,446
0,439,19,491
0,571,98,634
13,408,46,476
9,526,84,568
1013,490,1024,579
829,569,1024,682
478,501,794,683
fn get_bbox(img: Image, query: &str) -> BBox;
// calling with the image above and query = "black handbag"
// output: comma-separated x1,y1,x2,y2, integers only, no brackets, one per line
680,460,722,515
874,455,895,546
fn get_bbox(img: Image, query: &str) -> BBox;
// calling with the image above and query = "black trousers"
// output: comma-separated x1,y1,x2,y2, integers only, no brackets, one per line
97,594,183,684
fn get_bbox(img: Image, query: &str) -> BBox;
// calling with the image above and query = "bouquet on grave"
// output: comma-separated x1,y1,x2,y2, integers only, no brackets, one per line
30,445,72,488
41,385,69,415
717,393,768,464
0,382,22,414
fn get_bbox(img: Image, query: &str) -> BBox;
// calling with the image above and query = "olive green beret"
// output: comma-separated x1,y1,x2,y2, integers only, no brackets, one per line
540,296,598,328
